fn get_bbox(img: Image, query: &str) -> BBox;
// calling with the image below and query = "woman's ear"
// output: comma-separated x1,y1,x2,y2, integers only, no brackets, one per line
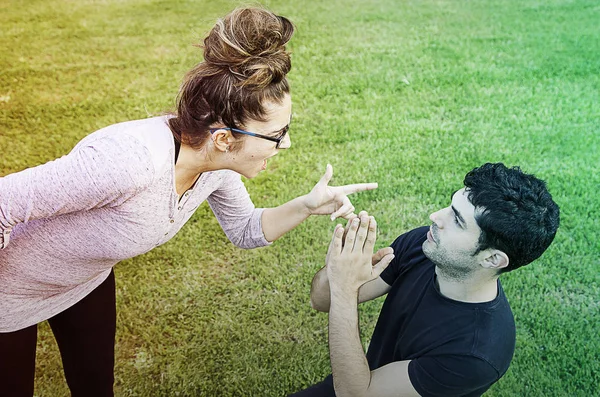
211,129,233,153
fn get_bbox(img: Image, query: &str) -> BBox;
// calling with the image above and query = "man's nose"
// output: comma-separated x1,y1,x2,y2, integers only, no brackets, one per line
430,211,442,228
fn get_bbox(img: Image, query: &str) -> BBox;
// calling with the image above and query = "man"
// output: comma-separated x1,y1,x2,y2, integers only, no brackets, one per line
290,163,560,397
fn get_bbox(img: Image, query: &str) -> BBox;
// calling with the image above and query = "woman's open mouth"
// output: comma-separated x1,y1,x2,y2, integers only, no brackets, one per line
261,152,279,171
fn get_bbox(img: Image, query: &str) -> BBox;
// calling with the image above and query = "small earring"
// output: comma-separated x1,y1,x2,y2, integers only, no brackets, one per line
225,146,230,153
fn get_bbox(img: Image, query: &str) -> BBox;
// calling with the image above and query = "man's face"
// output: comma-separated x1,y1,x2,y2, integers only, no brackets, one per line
422,188,484,279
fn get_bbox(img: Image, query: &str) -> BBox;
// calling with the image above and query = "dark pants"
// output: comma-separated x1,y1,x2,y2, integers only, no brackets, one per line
0,270,116,397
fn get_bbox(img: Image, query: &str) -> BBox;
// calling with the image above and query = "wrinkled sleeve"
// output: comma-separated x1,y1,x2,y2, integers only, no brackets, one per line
206,171,270,249
408,355,499,397
0,135,154,249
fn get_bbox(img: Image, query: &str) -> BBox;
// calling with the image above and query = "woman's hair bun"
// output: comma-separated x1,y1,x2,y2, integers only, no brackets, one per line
203,7,294,89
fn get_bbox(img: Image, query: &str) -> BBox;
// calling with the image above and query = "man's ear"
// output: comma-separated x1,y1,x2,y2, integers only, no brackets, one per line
211,129,233,153
480,250,509,270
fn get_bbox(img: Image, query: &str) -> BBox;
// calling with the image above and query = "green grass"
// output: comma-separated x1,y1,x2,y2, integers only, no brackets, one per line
1,0,598,395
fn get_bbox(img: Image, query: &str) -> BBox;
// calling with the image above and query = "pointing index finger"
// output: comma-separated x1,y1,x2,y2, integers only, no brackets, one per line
341,183,378,195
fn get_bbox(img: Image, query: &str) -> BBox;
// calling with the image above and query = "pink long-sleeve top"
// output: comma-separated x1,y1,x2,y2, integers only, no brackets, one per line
0,116,270,332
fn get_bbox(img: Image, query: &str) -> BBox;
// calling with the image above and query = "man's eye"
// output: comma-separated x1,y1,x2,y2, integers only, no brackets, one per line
454,217,461,227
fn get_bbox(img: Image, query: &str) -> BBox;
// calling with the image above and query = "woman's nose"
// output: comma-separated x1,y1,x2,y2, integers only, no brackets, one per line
279,134,291,149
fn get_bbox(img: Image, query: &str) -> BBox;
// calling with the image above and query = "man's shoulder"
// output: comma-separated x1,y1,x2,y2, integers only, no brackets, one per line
406,295,515,396
407,304,516,396
408,353,501,397
410,284,516,381
380,226,431,285
469,283,516,373
390,226,429,251
389,226,430,267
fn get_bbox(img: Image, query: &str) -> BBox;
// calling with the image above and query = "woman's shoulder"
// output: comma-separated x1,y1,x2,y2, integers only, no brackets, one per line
75,115,171,147
199,170,246,194
210,169,244,183
73,115,175,175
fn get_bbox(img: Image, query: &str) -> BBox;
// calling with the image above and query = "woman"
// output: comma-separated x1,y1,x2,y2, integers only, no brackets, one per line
0,7,376,396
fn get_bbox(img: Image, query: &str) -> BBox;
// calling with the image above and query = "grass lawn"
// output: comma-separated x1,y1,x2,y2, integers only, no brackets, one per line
1,0,598,395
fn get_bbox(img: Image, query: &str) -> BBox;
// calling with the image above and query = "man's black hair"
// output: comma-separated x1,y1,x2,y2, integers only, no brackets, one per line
464,163,560,273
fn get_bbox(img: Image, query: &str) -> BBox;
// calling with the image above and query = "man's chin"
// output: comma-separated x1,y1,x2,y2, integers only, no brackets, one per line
422,240,433,256
422,242,441,265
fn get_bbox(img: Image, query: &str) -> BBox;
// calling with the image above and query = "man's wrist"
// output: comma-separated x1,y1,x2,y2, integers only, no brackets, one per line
329,282,359,302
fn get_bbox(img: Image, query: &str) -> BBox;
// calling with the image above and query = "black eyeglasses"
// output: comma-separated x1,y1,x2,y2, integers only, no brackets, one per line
209,124,290,149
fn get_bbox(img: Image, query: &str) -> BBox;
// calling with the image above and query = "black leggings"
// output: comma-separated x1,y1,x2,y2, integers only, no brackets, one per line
0,270,116,397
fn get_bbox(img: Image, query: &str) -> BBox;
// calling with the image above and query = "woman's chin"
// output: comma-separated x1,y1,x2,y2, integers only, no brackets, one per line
241,169,262,179
233,161,266,179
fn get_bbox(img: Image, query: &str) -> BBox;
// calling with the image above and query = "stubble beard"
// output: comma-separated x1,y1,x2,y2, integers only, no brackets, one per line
423,241,475,282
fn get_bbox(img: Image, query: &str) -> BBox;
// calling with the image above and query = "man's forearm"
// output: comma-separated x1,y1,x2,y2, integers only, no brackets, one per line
329,287,371,397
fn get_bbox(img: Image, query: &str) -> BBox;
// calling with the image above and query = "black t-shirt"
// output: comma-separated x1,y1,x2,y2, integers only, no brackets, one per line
290,227,516,397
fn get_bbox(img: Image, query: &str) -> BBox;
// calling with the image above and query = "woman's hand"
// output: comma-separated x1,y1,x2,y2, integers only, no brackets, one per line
302,164,378,221
261,166,377,242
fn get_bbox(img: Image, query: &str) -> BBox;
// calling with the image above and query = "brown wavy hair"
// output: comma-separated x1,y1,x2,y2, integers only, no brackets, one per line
168,7,294,150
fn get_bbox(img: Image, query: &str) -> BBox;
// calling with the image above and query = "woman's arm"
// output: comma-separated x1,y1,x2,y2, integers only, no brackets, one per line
207,172,271,249
0,135,154,249
208,164,376,248
260,195,311,242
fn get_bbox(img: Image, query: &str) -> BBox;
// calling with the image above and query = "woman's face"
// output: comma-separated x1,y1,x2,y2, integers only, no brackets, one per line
230,93,293,178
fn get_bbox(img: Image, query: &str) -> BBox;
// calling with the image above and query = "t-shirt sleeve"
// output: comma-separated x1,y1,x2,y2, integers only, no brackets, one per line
380,226,429,285
0,135,154,249
408,355,499,397
206,171,270,249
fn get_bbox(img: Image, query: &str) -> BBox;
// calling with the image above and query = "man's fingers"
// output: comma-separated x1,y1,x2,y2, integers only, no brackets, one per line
372,247,394,266
328,224,344,258
355,214,370,252
373,253,395,278
363,216,377,254
342,214,358,243
342,217,360,253
341,183,378,195
318,164,334,187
